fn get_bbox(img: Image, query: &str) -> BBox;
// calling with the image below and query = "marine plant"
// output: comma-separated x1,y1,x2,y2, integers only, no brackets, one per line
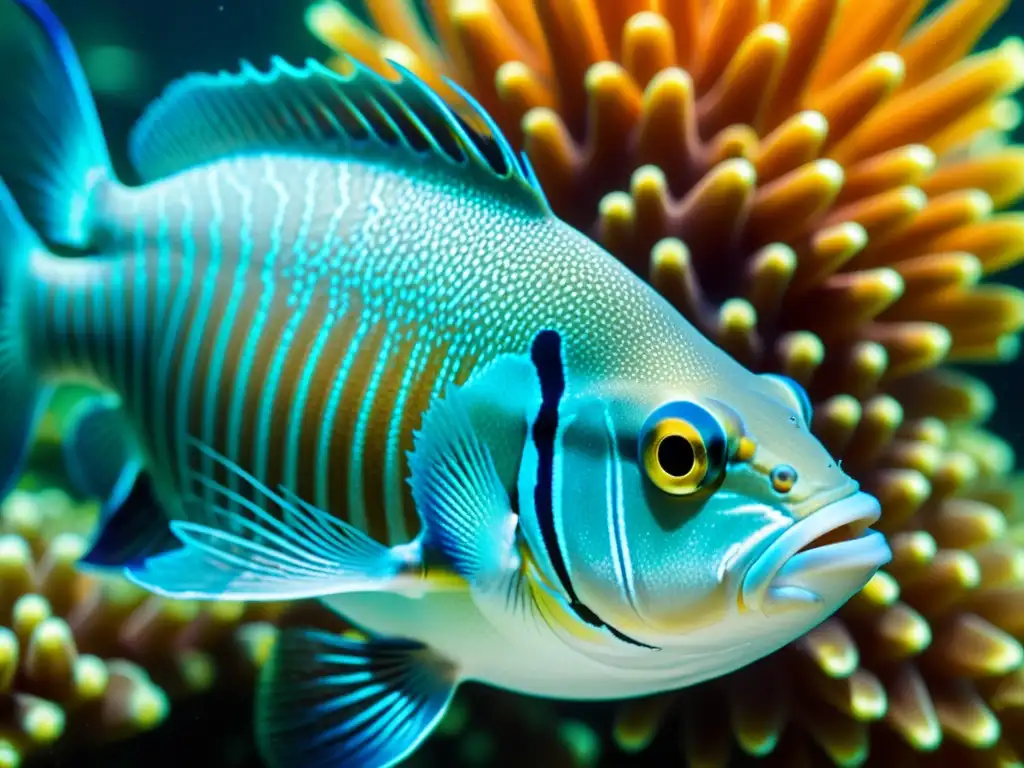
306,0,1024,764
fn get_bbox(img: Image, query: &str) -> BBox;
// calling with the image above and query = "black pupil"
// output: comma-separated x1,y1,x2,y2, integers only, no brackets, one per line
658,435,696,477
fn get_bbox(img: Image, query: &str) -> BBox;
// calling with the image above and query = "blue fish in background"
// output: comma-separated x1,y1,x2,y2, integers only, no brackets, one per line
0,1,891,766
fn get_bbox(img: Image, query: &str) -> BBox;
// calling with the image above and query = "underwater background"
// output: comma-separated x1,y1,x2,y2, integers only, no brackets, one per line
8,0,1024,766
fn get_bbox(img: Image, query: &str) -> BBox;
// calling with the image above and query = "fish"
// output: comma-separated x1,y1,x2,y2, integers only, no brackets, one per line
0,1,892,766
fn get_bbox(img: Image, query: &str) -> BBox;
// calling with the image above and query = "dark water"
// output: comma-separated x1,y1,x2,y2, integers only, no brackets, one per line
22,1,1024,766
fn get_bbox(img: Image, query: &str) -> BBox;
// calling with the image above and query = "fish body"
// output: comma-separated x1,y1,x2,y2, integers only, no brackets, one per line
42,156,738,695
39,153,723,550
0,2,892,766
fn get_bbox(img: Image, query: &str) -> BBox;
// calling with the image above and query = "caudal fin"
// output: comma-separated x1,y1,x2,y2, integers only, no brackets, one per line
0,182,53,497
0,0,115,247
0,0,117,496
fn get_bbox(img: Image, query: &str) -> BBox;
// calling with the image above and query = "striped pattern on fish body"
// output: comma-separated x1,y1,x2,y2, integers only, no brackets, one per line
23,150,718,549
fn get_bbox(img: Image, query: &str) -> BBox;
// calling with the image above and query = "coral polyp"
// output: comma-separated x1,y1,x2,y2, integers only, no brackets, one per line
308,0,1024,764
0,483,279,767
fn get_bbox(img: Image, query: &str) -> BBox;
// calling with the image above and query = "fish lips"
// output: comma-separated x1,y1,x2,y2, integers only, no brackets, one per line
740,491,892,616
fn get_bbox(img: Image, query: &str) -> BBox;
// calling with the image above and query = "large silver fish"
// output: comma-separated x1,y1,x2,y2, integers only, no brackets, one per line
0,1,891,766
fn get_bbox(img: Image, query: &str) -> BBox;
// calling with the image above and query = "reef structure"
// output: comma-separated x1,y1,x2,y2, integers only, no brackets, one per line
307,0,1024,765
0,417,283,768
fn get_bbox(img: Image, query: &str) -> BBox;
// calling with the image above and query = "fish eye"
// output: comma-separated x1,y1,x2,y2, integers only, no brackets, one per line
761,374,814,424
639,402,728,495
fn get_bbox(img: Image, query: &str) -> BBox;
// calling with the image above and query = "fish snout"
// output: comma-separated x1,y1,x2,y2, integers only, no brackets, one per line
739,491,891,616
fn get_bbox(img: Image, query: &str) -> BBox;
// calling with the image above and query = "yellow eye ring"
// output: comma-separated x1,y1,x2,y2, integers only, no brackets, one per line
642,418,708,494
639,403,728,496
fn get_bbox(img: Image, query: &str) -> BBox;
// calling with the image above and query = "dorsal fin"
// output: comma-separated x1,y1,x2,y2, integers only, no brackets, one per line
128,56,550,214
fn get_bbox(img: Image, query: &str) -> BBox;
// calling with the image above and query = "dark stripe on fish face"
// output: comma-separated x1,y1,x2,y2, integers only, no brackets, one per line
529,329,572,596
528,330,657,651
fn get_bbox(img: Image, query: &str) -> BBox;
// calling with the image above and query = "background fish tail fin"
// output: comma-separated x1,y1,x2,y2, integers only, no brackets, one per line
65,397,171,572
0,180,53,498
0,0,116,248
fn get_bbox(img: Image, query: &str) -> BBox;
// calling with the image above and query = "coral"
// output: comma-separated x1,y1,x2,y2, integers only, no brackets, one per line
307,0,1024,765
0,484,280,767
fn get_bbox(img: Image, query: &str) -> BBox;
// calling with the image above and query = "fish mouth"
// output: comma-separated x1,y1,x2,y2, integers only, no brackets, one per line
740,491,891,615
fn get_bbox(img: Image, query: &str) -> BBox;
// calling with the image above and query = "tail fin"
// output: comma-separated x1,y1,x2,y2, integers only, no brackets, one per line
0,181,53,496
0,0,114,496
0,0,115,247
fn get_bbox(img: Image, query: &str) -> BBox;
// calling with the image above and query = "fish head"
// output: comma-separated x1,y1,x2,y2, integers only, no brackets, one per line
516,366,891,656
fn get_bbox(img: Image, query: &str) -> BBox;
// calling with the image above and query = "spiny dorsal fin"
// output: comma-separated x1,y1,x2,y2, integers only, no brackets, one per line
128,55,549,214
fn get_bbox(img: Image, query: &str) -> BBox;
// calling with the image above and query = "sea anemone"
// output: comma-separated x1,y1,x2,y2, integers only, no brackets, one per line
0,466,280,767
307,0,1024,764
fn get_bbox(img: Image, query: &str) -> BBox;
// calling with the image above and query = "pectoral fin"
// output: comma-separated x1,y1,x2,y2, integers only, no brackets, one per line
256,629,457,768
409,383,548,628
410,384,520,586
